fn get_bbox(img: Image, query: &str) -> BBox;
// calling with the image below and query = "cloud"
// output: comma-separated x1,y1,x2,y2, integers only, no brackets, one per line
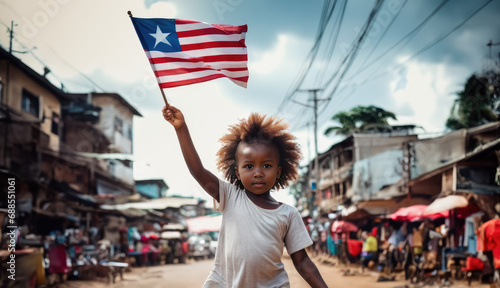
0,1,178,82
390,57,468,132
250,33,289,74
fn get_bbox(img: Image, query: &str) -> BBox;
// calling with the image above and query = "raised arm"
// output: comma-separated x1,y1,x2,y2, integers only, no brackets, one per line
163,105,220,201
290,249,328,288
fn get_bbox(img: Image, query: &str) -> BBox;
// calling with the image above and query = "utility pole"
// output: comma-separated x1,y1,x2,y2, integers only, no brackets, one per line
487,40,499,60
7,21,26,55
296,89,327,214
9,21,15,54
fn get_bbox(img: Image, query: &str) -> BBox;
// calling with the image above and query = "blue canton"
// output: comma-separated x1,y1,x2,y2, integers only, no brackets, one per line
131,18,182,53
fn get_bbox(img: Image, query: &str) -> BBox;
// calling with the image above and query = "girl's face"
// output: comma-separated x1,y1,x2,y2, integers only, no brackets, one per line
234,142,282,194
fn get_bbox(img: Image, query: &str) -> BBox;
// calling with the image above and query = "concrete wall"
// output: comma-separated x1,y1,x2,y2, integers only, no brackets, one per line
92,94,134,154
412,130,466,179
1,63,62,151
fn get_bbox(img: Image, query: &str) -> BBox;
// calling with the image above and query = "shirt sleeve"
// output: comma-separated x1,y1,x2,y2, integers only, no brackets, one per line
213,179,231,213
285,207,313,255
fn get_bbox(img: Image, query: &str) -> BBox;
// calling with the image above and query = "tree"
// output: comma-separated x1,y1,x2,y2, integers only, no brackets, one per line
324,105,397,136
446,72,499,130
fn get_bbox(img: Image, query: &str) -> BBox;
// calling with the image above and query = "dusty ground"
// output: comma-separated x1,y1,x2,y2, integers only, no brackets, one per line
56,254,494,288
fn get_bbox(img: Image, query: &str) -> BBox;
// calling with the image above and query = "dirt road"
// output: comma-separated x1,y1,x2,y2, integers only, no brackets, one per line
58,254,491,288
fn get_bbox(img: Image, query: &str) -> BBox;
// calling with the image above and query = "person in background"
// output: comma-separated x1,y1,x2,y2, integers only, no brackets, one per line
361,231,378,269
387,224,406,272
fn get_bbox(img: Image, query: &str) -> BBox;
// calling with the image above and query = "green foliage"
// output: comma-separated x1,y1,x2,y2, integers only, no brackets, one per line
324,105,397,136
446,72,499,130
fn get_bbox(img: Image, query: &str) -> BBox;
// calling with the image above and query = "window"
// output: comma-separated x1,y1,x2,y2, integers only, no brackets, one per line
21,89,40,117
107,160,116,176
51,112,59,135
114,116,123,134
126,125,133,140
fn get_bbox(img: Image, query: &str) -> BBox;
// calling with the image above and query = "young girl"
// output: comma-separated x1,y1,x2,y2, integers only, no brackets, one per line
163,105,328,288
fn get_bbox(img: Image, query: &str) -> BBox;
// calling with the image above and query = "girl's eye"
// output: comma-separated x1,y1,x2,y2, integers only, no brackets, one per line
264,164,272,168
244,164,253,169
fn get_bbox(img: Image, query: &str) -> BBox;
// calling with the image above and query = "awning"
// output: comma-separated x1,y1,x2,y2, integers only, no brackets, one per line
161,231,182,239
101,196,200,210
358,197,431,216
49,180,98,207
32,203,80,223
389,205,448,222
118,208,148,218
341,206,371,221
185,215,222,233
331,220,358,233
162,223,187,231
423,195,468,216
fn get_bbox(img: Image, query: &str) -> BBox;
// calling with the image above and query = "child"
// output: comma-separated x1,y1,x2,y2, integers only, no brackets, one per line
163,105,328,288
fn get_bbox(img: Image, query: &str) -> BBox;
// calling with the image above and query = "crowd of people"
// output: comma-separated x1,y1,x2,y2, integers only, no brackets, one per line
306,215,499,285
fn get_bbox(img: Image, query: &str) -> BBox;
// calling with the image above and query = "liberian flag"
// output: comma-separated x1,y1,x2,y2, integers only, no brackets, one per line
130,17,248,88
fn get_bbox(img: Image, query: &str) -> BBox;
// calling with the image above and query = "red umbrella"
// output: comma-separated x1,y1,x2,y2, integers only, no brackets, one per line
148,233,159,240
331,220,358,233
389,205,448,222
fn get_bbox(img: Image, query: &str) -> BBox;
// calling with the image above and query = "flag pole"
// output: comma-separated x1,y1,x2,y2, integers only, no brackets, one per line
128,10,169,107
159,88,169,106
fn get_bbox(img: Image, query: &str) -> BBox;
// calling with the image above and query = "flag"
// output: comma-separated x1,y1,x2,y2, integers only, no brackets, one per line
130,17,248,89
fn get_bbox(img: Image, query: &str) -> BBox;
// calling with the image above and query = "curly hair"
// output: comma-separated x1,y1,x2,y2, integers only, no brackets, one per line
216,113,302,190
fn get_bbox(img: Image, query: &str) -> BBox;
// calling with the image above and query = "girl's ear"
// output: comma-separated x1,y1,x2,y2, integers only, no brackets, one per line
276,166,282,179
234,166,241,180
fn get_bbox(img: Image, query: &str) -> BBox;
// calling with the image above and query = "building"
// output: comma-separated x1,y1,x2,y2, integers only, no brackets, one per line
406,122,500,217
136,179,169,199
0,46,79,234
0,46,145,244
300,122,500,221
63,92,142,201
303,128,418,215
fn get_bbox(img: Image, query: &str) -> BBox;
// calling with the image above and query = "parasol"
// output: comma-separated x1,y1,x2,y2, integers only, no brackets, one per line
389,205,448,222
423,195,468,215
331,220,358,233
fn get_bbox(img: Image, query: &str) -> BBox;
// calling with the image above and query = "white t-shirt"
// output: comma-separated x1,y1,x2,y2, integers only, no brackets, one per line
203,179,312,288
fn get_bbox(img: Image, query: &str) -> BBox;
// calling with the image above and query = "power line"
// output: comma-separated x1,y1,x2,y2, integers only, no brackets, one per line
355,0,449,81
314,0,348,87
288,0,385,132
1,17,106,93
320,0,385,106
363,0,494,85
276,0,337,113
321,0,493,130
353,0,408,76
46,45,106,92
2,21,70,90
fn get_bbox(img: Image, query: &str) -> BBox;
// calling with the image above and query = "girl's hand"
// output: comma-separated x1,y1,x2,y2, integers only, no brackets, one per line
162,105,185,131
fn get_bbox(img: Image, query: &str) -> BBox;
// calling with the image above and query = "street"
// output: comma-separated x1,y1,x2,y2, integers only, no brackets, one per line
56,254,490,288
57,253,496,288
57,254,385,288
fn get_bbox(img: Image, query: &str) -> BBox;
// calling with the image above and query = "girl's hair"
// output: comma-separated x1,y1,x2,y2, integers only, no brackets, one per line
216,113,302,190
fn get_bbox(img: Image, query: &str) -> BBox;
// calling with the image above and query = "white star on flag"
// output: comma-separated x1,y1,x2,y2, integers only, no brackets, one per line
149,25,171,48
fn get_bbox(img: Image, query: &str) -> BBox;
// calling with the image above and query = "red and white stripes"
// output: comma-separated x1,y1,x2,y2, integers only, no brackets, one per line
147,19,248,88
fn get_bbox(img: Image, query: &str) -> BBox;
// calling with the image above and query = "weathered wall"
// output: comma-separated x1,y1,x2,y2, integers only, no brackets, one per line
412,130,466,179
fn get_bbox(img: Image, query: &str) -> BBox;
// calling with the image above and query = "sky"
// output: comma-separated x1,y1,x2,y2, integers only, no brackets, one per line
1,0,499,206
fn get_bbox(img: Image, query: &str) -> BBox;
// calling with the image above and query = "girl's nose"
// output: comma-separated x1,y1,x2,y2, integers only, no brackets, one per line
254,169,264,178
